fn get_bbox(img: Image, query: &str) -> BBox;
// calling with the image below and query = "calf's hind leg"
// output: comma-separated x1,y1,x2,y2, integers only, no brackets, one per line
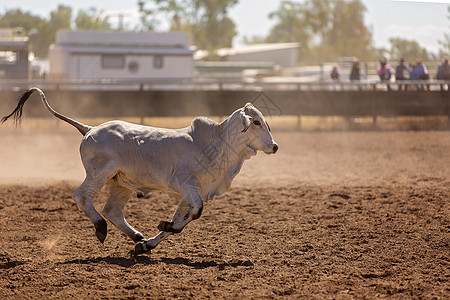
102,180,145,242
73,179,108,243
72,163,118,244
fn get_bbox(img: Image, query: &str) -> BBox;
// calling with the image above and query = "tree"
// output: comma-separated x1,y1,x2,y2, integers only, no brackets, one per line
138,0,238,52
266,1,312,62
0,9,46,56
75,7,111,30
0,5,114,58
195,0,238,51
388,38,430,62
33,5,73,58
319,0,373,61
438,6,450,57
137,0,180,31
266,0,375,64
266,1,309,44
0,5,113,58
0,8,43,32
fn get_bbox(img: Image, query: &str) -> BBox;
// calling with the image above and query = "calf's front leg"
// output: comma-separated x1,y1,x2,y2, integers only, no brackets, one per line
134,179,203,255
157,198,203,233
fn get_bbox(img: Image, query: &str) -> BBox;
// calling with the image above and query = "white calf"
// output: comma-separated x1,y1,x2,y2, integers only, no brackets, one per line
2,87,278,255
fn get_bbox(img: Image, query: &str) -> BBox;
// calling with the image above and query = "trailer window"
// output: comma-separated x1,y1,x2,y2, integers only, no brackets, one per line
153,55,164,69
102,55,125,69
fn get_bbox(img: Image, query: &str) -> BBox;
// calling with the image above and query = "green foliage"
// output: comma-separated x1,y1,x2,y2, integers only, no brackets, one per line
388,38,430,62
266,0,374,64
438,6,450,57
75,7,111,30
138,0,238,52
319,0,373,61
33,5,73,58
0,1,447,63
0,5,73,58
0,5,113,58
267,1,308,44
0,8,43,32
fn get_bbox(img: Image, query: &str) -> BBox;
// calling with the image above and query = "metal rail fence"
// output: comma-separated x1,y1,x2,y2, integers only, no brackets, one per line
0,79,448,129
0,78,448,92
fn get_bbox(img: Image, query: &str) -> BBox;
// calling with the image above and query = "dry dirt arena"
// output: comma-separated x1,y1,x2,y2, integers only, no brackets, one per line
0,122,449,299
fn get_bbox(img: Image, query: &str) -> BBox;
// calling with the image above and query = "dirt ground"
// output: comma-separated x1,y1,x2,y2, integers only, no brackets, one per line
0,128,449,299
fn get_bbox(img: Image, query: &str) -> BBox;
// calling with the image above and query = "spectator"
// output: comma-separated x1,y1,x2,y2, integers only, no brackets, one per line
410,58,429,80
410,58,429,90
409,63,416,79
395,58,410,90
376,58,392,81
350,61,361,81
436,58,450,80
330,66,340,81
377,58,392,90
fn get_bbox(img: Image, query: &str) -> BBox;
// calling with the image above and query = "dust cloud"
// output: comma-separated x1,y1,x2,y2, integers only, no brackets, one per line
0,130,83,185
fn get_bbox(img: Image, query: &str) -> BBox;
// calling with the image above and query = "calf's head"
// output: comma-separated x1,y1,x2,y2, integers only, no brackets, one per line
239,103,278,155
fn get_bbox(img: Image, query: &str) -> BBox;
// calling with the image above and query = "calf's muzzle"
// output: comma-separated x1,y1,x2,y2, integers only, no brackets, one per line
272,144,279,154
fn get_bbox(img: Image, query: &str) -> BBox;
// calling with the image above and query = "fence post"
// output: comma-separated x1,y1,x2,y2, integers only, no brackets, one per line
297,115,301,131
320,63,324,81
364,62,368,80
447,90,450,130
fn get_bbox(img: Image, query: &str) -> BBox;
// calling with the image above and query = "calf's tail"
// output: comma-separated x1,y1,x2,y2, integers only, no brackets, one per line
1,87,91,136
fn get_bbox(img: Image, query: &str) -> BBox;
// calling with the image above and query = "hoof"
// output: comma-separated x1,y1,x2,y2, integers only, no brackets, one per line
94,219,107,244
132,232,145,243
134,242,146,256
157,221,174,232
137,192,150,199
157,221,183,234
133,241,154,256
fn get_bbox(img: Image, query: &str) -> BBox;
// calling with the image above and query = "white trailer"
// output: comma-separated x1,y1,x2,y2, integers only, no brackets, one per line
49,30,195,81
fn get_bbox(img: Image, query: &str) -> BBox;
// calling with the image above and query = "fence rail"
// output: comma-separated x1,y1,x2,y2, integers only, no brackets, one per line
0,78,448,92
0,88,448,119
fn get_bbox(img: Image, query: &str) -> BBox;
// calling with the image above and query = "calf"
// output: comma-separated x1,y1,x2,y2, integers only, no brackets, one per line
2,87,278,255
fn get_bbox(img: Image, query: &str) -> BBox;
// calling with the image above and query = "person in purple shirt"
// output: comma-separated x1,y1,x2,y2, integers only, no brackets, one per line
436,58,450,80
377,58,392,81
410,59,429,80
410,58,429,90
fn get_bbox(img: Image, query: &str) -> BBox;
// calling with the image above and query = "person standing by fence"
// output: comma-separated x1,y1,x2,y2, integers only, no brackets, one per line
350,61,361,81
377,58,392,90
377,58,392,81
436,58,450,91
330,66,340,81
436,58,450,80
395,59,410,91
410,58,430,90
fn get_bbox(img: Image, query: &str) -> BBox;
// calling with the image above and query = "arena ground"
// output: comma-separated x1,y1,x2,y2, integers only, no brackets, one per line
0,121,449,298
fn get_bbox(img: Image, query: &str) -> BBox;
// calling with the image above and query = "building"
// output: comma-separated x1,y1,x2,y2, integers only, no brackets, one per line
0,28,29,80
216,43,300,68
49,30,195,81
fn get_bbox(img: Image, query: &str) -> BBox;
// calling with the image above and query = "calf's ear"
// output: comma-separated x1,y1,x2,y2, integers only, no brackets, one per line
240,110,253,132
244,102,254,112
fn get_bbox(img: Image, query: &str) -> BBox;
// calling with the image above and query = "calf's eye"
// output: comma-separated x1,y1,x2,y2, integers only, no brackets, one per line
253,120,261,126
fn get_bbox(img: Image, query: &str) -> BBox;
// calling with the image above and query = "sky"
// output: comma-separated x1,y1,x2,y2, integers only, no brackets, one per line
0,0,449,54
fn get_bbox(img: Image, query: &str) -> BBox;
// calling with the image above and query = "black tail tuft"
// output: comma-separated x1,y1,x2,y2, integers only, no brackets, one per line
1,89,36,125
